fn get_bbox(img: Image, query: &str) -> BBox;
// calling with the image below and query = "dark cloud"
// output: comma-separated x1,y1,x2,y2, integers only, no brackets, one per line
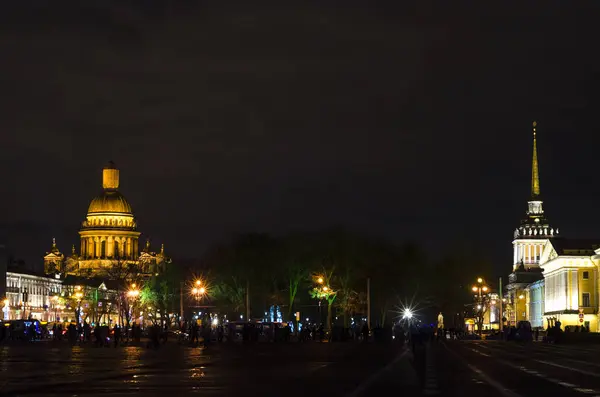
1,2,600,275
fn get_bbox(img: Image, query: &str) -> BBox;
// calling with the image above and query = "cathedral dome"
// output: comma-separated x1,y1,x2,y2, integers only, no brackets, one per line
87,190,133,214
85,161,134,215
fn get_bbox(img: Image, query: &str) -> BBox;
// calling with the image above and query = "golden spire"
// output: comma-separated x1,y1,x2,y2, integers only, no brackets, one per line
160,243,165,255
531,121,540,198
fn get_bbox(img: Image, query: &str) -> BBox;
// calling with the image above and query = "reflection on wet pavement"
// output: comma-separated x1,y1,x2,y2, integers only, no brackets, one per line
0,342,397,396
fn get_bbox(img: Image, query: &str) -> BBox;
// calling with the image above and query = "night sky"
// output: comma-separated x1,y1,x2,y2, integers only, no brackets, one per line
2,2,600,276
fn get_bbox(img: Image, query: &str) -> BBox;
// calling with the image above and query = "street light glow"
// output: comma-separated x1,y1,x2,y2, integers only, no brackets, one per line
472,286,478,292
477,278,483,283
195,280,202,286
402,309,413,319
199,287,206,294
482,286,488,292
317,277,324,284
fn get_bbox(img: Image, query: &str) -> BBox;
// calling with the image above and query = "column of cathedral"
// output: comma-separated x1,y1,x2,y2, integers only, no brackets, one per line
78,236,139,259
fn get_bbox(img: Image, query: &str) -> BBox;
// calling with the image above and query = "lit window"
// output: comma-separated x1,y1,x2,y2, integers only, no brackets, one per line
583,271,589,280
582,293,591,307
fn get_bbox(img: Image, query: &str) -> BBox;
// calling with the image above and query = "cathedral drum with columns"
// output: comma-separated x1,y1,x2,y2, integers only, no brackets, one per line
44,161,168,279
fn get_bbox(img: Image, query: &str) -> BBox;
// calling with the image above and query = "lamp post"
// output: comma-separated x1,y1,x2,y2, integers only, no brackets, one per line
191,279,209,324
126,283,140,336
471,278,489,336
127,283,140,323
192,280,206,305
312,274,335,332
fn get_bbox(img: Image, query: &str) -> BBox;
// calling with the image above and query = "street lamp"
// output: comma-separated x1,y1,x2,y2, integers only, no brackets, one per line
75,288,84,324
471,277,489,336
191,280,206,305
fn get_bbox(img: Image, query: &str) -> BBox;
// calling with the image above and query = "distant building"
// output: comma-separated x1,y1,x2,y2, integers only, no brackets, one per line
506,121,555,327
44,161,169,278
538,239,599,331
0,244,6,315
4,268,62,321
505,123,599,331
3,162,170,323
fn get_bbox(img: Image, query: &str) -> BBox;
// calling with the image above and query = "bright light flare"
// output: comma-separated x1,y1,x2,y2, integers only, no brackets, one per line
394,294,423,325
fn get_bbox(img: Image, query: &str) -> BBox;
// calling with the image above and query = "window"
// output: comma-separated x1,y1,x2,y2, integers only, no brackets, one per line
583,271,589,280
582,292,591,307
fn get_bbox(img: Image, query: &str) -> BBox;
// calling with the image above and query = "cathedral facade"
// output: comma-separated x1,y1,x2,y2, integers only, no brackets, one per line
44,162,169,279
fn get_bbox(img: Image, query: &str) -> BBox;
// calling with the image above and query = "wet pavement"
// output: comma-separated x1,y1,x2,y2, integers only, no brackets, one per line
400,339,600,396
0,341,403,397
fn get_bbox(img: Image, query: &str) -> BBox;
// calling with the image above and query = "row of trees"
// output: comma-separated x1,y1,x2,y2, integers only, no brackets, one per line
62,228,494,330
194,228,494,329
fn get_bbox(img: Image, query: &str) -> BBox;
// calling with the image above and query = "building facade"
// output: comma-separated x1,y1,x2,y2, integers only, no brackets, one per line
3,270,62,321
43,161,168,279
506,122,554,326
538,240,600,331
4,162,169,324
506,122,600,331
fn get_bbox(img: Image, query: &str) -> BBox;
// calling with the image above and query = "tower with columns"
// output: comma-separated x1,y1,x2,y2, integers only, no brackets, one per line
506,122,558,326
44,161,168,278
43,238,64,275
511,121,558,271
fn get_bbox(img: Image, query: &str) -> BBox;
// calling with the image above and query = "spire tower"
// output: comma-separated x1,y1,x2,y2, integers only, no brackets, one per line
531,121,540,198
511,121,558,271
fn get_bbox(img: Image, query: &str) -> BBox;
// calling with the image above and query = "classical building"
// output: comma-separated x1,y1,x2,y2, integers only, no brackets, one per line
44,161,169,279
2,162,170,324
3,268,62,321
505,123,600,331
537,239,599,331
506,122,557,327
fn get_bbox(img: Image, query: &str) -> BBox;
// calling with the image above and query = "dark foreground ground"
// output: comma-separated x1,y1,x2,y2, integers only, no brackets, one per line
3,339,600,396
0,340,404,397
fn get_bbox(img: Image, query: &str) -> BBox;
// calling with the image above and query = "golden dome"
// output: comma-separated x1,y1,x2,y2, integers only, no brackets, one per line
87,190,133,214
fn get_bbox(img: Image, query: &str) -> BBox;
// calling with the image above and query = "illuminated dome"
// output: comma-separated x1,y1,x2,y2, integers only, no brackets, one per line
87,190,132,214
